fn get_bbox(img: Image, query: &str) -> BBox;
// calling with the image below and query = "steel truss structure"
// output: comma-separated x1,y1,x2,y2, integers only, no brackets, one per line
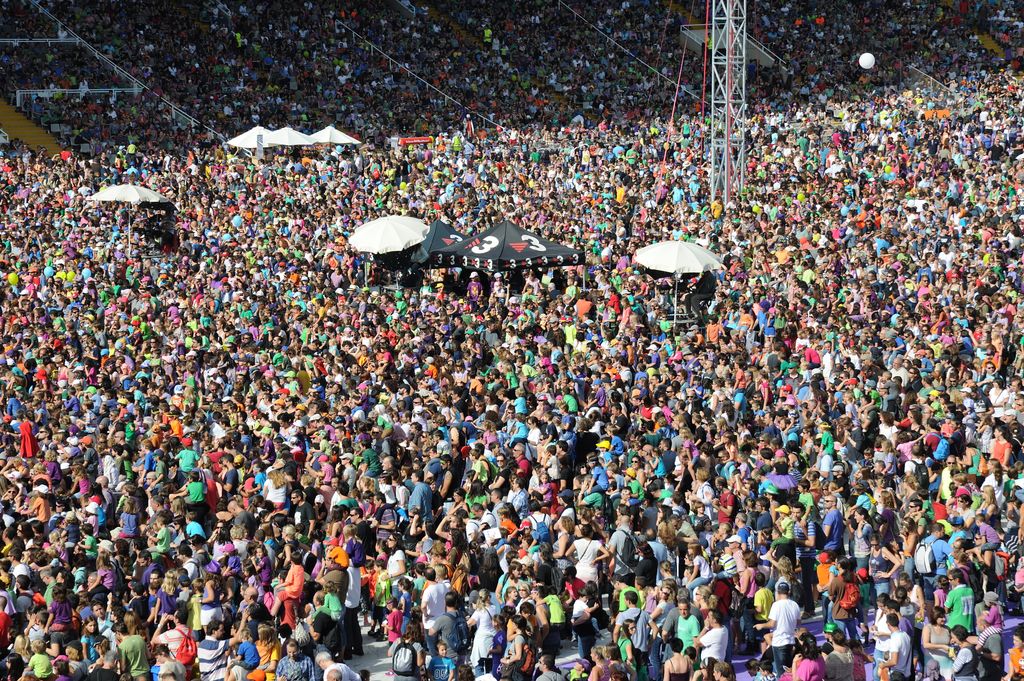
708,0,747,206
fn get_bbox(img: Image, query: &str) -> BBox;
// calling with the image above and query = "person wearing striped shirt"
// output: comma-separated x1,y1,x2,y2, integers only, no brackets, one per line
197,621,231,681
949,625,980,681
794,514,818,618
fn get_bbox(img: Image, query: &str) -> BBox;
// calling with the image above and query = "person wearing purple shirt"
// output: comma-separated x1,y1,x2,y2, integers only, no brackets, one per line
48,590,73,629
976,518,1000,548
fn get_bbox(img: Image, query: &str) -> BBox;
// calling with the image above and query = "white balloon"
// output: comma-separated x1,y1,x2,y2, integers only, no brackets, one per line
859,53,876,70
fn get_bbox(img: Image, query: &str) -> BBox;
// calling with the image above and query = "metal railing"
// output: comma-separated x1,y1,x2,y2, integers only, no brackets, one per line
0,128,8,144
24,0,226,141
0,37,80,44
679,22,788,73
16,87,142,108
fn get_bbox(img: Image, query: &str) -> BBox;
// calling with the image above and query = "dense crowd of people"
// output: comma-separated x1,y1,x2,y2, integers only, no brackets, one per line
2,1,1024,681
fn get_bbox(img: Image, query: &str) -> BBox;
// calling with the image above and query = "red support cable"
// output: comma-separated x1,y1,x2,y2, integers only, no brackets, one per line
724,0,733,204
659,35,689,178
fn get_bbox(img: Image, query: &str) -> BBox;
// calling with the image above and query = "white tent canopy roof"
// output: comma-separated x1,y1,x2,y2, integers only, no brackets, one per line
348,215,429,255
310,125,361,146
265,127,316,146
226,125,273,149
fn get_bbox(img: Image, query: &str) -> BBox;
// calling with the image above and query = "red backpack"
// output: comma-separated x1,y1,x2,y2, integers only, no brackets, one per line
174,626,198,669
838,581,860,611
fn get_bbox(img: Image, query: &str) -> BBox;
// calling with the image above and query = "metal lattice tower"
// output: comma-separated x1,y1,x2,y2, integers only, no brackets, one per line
708,0,747,206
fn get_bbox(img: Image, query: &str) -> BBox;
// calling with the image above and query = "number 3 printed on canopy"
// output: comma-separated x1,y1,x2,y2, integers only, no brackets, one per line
522,234,546,252
470,235,500,254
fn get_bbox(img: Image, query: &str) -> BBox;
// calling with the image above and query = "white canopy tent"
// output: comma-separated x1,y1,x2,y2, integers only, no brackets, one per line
310,125,361,146
226,125,273,149
265,127,316,146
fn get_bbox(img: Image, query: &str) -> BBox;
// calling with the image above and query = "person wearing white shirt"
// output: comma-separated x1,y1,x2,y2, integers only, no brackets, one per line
757,582,802,675
695,609,728,665
420,567,450,656
315,651,360,681
880,613,912,680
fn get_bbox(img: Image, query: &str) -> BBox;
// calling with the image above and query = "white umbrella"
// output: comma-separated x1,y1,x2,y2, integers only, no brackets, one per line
634,240,723,276
87,184,174,206
227,125,273,149
87,184,175,251
266,127,316,146
636,240,723,326
310,125,362,146
348,215,429,255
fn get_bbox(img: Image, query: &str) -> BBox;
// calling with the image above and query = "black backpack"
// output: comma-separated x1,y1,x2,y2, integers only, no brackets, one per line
613,528,640,570
912,461,930,493
811,521,828,551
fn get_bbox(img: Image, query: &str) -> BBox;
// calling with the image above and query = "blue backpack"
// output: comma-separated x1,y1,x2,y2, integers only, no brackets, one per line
933,436,950,461
445,613,471,656
531,517,551,544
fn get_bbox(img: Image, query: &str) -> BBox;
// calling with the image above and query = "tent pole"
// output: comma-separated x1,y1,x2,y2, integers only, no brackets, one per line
673,276,679,330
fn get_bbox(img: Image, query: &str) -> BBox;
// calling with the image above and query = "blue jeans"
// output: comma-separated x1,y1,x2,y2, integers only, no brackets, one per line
838,617,859,644
649,636,663,681
578,634,596,662
872,647,886,681
740,601,755,647
772,644,794,676
686,576,712,595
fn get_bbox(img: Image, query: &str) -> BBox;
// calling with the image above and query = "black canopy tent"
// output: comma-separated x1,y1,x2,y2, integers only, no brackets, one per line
435,220,584,271
414,220,467,265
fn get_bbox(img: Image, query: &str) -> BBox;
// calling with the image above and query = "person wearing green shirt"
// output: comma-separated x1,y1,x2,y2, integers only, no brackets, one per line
361,447,382,477
944,571,975,632
117,631,150,679
819,425,835,456
618,585,641,612
83,533,99,560
675,600,701,650
149,515,171,558
177,444,198,473
186,477,206,504
543,590,565,626
320,588,344,620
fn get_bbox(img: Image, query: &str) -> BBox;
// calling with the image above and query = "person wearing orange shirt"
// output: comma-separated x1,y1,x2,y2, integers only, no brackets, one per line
269,554,306,628
1008,627,1024,681
27,491,51,524
992,429,1012,468
816,553,838,623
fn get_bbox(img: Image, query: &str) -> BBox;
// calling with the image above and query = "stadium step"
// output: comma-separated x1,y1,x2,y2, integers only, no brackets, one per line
975,30,1002,56
0,101,63,155
935,0,1004,57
